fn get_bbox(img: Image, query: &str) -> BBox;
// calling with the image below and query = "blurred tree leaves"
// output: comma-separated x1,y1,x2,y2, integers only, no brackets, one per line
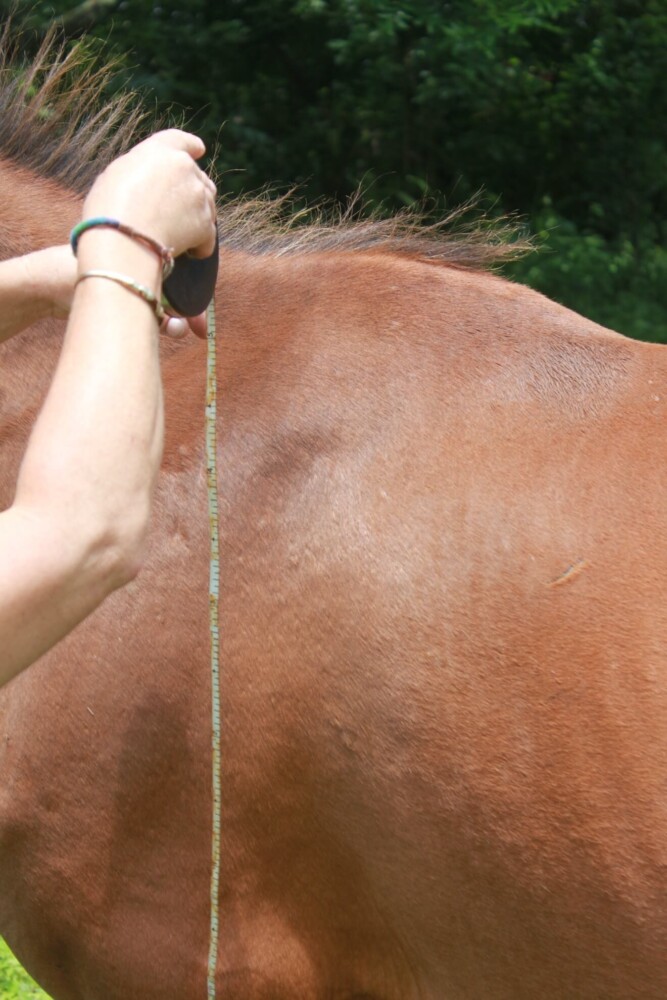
2,0,665,340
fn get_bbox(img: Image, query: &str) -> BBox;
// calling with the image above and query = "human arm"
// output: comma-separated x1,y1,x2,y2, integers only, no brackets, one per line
0,129,217,686
0,242,207,343
0,244,76,344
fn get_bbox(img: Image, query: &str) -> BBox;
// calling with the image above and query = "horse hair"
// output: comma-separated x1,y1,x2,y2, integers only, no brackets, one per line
0,19,532,268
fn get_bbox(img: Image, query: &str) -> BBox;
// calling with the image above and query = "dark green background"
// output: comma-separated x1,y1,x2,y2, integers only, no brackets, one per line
5,0,667,341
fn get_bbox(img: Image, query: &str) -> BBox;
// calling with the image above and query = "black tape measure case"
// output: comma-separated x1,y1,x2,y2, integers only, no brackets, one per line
163,232,219,316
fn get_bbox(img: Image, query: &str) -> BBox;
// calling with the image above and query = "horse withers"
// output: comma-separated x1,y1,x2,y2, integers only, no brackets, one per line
0,32,665,1000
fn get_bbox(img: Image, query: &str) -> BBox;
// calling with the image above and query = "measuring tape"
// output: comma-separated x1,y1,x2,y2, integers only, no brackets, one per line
205,299,222,998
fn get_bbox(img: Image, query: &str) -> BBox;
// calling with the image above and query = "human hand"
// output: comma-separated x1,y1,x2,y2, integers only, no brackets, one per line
83,129,218,260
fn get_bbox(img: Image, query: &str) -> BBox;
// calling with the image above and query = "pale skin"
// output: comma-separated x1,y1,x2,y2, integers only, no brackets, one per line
0,129,217,687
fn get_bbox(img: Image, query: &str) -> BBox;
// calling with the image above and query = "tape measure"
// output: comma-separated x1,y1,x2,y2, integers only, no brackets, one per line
205,295,222,999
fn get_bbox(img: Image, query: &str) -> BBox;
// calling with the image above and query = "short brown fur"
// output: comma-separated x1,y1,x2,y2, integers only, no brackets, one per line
0,24,665,1000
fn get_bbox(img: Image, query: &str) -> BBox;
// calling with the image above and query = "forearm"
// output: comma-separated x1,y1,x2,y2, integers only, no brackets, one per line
0,504,126,686
0,233,165,684
0,253,51,342
0,129,216,686
0,246,75,343
13,230,165,577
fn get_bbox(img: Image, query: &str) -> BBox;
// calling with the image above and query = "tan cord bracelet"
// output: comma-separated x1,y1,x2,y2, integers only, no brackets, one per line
77,269,165,323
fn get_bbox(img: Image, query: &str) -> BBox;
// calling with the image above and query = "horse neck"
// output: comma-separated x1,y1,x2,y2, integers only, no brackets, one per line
0,159,80,255
0,159,81,506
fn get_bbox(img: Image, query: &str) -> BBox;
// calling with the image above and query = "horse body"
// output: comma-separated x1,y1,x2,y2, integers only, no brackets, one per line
0,138,666,997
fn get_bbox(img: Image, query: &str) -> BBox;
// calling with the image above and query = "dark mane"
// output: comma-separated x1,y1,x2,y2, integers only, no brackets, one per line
0,21,531,268
0,22,148,192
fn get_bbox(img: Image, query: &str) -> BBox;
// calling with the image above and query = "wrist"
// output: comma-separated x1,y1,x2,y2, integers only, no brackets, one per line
76,229,163,293
19,251,53,322
71,218,174,278
21,246,78,321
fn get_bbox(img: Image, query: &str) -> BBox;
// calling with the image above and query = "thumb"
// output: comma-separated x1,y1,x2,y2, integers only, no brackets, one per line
188,312,209,339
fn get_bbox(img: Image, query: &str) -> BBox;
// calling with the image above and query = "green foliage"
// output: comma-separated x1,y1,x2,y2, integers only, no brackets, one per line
3,0,666,341
0,939,52,999
511,204,667,342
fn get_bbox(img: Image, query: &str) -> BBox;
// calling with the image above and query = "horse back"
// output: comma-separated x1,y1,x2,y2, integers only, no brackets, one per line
1,251,665,999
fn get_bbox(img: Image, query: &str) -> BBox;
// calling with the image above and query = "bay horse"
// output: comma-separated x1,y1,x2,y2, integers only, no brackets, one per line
1,29,666,1000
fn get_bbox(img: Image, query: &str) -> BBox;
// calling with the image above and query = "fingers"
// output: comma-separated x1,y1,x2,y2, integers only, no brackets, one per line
161,313,208,340
188,312,209,339
188,177,218,259
201,169,217,197
147,128,207,161
190,223,218,259
150,133,217,256
162,316,189,339
83,127,218,261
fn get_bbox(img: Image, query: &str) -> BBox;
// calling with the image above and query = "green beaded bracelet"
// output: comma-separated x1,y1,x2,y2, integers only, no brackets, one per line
70,218,175,278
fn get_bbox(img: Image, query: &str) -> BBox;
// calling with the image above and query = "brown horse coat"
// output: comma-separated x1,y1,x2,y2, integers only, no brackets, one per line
0,34,666,1000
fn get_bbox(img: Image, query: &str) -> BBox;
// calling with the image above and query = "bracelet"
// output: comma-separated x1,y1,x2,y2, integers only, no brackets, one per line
77,269,165,323
70,218,175,278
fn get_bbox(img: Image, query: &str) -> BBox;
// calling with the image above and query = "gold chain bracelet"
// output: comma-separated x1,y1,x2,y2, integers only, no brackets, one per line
77,269,165,323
